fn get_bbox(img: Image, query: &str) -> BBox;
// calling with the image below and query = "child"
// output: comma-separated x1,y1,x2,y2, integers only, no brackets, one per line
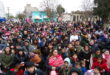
92,56,109,73
59,61,72,75
69,62,82,75
80,61,87,75
70,53,78,67
85,66,101,75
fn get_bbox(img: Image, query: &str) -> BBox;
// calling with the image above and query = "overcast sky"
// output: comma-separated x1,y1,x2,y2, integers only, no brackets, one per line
0,0,93,16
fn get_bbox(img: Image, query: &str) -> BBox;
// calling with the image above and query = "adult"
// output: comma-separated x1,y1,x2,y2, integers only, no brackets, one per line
0,46,14,73
23,40,35,54
47,50,64,75
78,45,91,69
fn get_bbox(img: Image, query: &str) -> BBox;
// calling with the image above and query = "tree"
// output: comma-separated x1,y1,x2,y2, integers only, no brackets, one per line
82,0,94,11
44,7,55,19
93,0,110,22
16,13,26,20
82,0,94,20
41,0,59,19
57,5,65,17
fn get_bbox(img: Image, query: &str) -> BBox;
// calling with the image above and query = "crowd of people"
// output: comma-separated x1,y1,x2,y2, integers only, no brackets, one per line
0,20,110,75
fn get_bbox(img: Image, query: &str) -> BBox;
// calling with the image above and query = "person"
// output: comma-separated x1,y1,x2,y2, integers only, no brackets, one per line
59,60,72,75
89,40,97,53
0,37,7,50
80,61,87,75
16,36,24,47
69,69,81,75
13,48,29,66
47,49,64,75
30,51,42,64
91,56,109,73
74,40,83,54
0,46,14,73
31,39,38,50
85,66,101,75
78,45,91,69
70,62,82,75
90,49,101,68
23,40,35,54
70,53,78,67
12,48,29,75
69,62,82,75
67,43,75,57
80,32,89,46
102,50,110,69
24,61,44,75
70,33,79,42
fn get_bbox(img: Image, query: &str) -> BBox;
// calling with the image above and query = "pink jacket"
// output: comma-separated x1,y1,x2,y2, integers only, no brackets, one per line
48,55,64,67
102,54,110,69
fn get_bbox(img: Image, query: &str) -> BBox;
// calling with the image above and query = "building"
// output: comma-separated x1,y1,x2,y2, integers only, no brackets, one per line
24,4,38,18
71,11,85,22
0,1,5,17
62,11,98,22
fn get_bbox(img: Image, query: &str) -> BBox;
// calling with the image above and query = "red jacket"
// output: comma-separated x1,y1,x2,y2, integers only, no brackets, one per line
92,58,109,72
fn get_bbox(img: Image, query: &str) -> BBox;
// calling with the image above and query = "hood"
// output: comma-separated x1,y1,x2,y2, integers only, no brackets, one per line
64,57,71,66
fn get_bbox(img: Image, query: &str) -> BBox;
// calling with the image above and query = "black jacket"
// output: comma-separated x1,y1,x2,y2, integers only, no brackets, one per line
13,53,29,66
78,50,91,61
24,69,44,75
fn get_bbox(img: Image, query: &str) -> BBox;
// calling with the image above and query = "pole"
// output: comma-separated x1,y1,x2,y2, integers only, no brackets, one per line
7,7,10,19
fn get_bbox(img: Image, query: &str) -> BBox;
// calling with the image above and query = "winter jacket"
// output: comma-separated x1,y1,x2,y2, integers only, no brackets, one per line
59,58,72,75
0,53,14,68
81,67,87,75
47,55,64,75
78,50,91,69
80,36,89,46
70,57,78,67
13,53,29,65
23,45,35,53
78,50,91,61
48,55,64,67
102,54,110,69
92,58,109,72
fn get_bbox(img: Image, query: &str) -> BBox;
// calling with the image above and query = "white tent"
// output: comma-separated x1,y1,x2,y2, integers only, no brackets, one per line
43,16,48,18
32,16,41,19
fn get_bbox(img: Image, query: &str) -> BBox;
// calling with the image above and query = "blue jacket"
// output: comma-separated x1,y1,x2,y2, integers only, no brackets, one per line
81,67,87,75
